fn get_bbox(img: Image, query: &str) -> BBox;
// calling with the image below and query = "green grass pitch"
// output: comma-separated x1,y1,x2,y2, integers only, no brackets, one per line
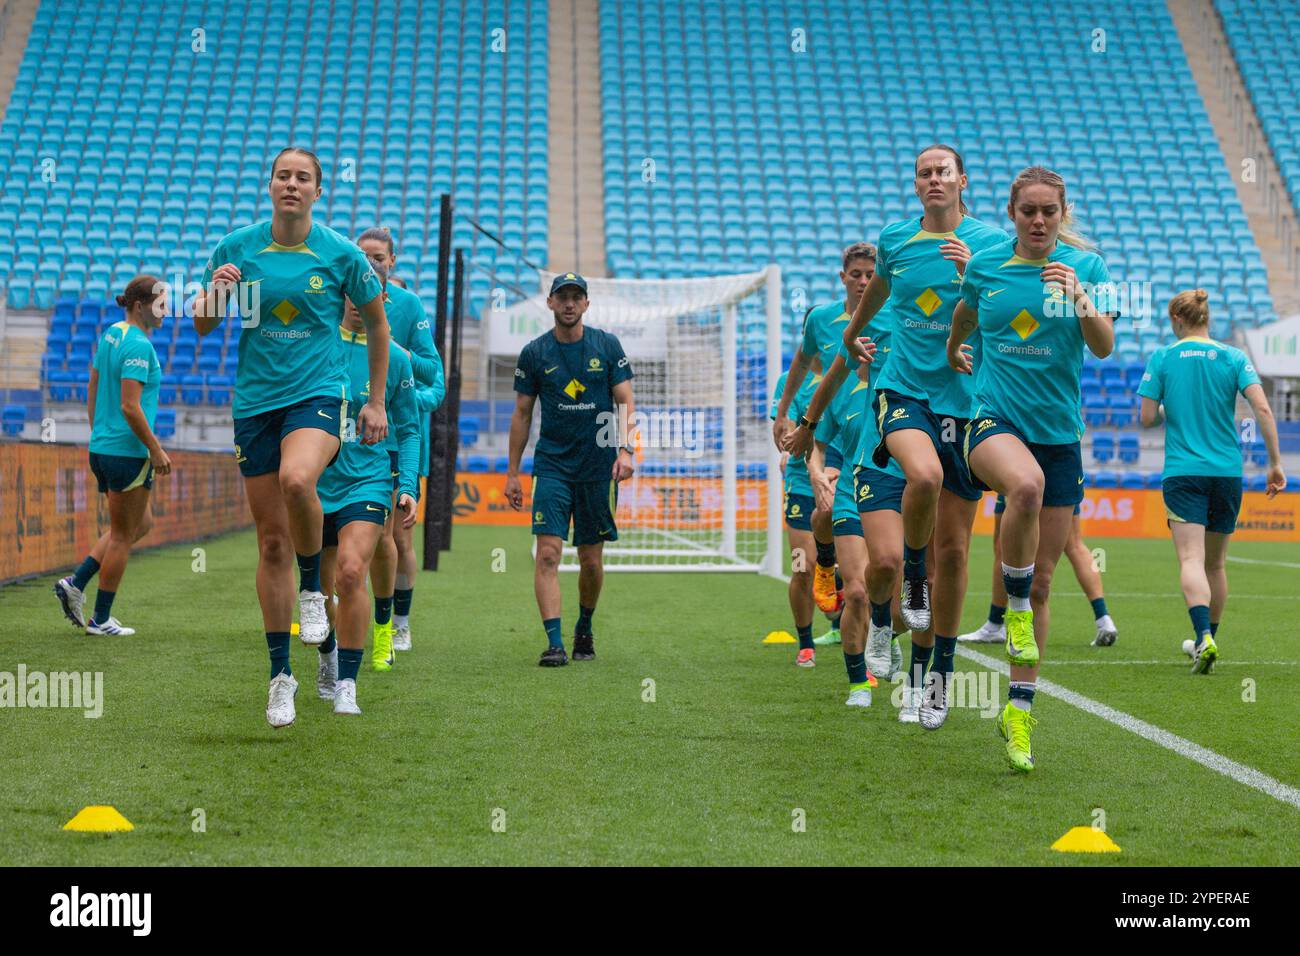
1,525,1297,865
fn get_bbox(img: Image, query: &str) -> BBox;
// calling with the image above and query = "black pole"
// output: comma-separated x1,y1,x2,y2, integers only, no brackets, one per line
440,248,465,551
422,193,453,571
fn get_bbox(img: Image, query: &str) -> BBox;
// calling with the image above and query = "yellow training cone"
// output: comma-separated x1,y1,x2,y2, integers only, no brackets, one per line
64,806,134,832
291,622,300,636
763,630,797,645
1051,826,1120,853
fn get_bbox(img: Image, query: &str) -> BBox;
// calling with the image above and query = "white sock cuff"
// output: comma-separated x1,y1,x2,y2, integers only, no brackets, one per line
1001,562,1035,578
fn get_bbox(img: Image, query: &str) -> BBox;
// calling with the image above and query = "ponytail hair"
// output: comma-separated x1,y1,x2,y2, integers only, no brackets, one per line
1169,288,1211,329
916,144,969,215
116,274,163,314
1008,166,1094,251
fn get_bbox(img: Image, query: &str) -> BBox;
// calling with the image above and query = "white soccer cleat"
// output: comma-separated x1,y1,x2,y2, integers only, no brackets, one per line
898,684,922,723
845,687,872,708
393,621,412,651
266,672,298,728
333,678,361,716
959,620,1005,644
900,577,931,632
919,671,950,730
297,590,329,645
85,616,135,636
1181,638,1197,659
865,621,893,680
1091,615,1118,647
54,577,87,628
317,646,338,700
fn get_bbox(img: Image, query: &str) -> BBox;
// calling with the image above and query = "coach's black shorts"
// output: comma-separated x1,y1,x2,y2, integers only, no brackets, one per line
531,475,619,546
89,452,153,494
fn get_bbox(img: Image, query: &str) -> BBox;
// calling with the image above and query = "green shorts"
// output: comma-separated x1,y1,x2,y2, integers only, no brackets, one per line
1162,475,1242,535
783,491,815,531
322,501,390,548
233,394,344,478
965,415,1084,508
532,475,619,546
873,388,981,501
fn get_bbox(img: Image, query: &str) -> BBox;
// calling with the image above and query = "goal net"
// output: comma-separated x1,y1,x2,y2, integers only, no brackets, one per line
533,267,785,575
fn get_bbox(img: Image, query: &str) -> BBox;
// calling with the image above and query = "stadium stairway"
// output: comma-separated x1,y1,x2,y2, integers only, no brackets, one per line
547,0,607,275
0,0,39,119
1168,0,1300,316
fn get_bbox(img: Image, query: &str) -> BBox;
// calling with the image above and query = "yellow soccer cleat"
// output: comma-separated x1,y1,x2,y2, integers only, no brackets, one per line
1004,609,1039,666
813,563,839,613
371,621,395,672
996,702,1038,773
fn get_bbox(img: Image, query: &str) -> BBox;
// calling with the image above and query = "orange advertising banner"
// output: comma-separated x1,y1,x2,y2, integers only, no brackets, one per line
970,488,1300,542
0,442,253,583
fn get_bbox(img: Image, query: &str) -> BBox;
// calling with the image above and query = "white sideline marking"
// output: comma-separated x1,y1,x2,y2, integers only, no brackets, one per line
964,589,1300,601
1046,659,1298,667
958,646,1300,811
1226,555,1300,570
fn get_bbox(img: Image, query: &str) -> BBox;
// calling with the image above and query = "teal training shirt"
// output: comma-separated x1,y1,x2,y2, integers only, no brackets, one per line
89,322,162,458
815,372,873,469
385,283,440,387
201,221,383,418
317,330,420,512
871,214,1008,418
413,357,446,478
513,326,633,482
775,372,821,497
841,306,905,477
800,300,854,367
1138,337,1260,478
960,238,1117,444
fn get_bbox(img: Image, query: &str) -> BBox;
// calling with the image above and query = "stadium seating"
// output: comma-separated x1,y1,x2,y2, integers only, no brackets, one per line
2,405,25,436
1217,1,1300,213
0,0,548,326
598,0,1277,355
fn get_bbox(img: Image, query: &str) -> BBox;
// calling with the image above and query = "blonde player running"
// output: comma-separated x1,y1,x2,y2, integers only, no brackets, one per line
948,166,1116,771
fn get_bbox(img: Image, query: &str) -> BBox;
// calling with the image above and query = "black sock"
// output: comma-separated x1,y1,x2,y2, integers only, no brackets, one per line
815,539,836,568
797,624,813,650
576,604,595,636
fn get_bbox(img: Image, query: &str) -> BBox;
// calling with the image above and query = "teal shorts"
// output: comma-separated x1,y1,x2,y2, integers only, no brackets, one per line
532,475,619,546
783,491,815,531
873,388,980,501
233,394,344,478
322,501,389,548
831,467,863,537
88,452,153,494
1162,475,1242,535
854,464,906,514
965,415,1083,508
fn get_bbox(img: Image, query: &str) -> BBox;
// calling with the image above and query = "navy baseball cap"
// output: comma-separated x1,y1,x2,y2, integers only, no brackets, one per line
549,272,588,295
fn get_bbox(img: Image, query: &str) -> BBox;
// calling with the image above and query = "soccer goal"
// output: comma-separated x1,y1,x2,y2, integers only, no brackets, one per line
536,267,785,576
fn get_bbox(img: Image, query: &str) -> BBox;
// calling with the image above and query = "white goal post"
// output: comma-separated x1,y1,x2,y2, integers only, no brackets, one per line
527,266,785,576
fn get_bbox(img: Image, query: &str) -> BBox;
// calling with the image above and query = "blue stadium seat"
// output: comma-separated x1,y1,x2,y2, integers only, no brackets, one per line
181,374,204,405
1092,470,1120,489
1118,433,1140,464
1091,433,1115,464
154,408,176,439
466,455,491,473
206,373,233,406
1119,472,1146,489
2,404,24,436
1108,394,1135,428
1144,472,1163,489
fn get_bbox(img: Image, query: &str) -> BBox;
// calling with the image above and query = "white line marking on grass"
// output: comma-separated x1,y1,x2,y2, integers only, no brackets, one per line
1046,660,1298,666
1226,556,1300,570
958,646,1300,812
963,590,1300,600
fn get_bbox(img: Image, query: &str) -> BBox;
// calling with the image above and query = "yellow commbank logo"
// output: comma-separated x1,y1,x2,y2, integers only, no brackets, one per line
915,288,942,316
563,378,586,399
272,300,299,325
1010,309,1039,340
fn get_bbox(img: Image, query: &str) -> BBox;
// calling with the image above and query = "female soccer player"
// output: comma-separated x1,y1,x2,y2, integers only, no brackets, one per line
948,165,1116,771
773,244,881,614
771,356,829,667
55,276,169,635
353,229,442,663
1138,289,1285,672
961,496,1119,646
838,147,1007,711
314,291,421,715
193,147,391,727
